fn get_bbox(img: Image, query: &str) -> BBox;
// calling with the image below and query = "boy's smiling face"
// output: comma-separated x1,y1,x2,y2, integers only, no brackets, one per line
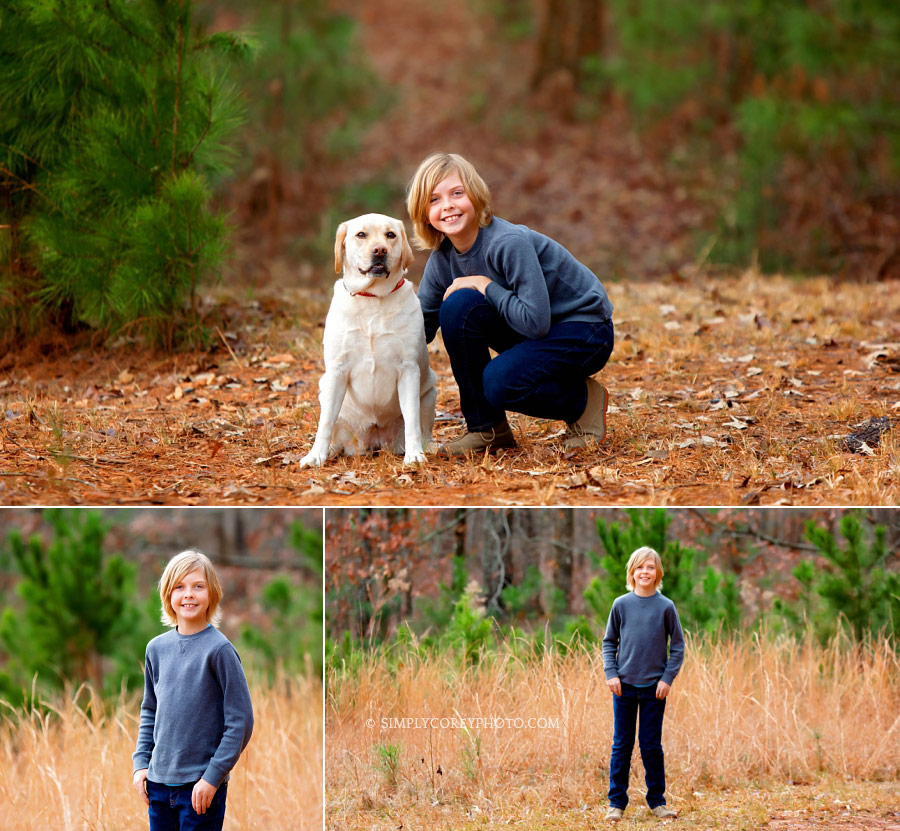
428,172,479,252
171,569,210,634
633,557,659,595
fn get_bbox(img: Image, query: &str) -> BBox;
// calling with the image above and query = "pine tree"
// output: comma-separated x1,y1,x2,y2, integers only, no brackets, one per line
0,0,249,342
239,520,324,678
0,510,140,693
778,512,900,642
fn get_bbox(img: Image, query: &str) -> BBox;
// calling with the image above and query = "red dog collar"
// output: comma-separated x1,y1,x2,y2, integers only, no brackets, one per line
351,277,406,297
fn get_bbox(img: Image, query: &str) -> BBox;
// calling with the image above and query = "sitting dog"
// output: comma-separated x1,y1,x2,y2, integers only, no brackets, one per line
299,213,437,468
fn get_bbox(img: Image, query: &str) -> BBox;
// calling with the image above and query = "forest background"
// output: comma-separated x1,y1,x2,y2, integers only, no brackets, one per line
3,0,897,338
1,0,899,506
0,507,323,831
326,507,900,830
325,506,900,649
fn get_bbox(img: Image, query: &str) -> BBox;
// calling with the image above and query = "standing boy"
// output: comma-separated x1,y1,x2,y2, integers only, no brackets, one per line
602,546,684,821
132,549,254,831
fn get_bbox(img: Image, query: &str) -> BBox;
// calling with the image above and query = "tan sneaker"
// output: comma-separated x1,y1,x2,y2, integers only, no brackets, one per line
437,421,517,455
564,378,609,449
605,806,624,822
649,805,677,819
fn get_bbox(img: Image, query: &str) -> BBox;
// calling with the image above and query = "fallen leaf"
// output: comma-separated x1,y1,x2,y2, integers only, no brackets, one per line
118,369,134,384
587,465,617,484
222,485,253,498
552,471,584,489
740,489,762,505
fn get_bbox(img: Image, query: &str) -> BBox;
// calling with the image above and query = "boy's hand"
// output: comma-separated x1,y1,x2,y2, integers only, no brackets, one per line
444,275,491,298
656,680,671,699
132,769,149,806
192,778,218,815
606,676,622,696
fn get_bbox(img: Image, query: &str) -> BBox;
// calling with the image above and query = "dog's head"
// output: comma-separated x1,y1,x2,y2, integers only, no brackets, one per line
334,214,415,296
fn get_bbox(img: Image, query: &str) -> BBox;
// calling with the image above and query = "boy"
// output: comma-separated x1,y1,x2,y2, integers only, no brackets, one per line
132,549,254,831
602,546,684,821
406,152,615,453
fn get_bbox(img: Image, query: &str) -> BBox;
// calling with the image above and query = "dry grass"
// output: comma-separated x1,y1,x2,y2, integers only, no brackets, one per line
326,634,900,829
0,673,322,831
1,275,899,505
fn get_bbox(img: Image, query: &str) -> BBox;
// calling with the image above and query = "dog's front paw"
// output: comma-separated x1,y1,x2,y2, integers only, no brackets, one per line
298,450,328,469
403,449,427,466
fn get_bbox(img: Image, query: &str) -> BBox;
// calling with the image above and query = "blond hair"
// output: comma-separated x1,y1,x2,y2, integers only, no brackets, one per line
406,152,493,250
625,546,664,592
158,549,223,628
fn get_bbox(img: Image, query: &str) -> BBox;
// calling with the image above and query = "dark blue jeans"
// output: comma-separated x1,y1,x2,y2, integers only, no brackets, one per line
608,683,667,810
439,289,614,432
147,780,228,831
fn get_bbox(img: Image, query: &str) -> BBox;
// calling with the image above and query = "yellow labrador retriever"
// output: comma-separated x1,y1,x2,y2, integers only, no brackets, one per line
299,213,437,468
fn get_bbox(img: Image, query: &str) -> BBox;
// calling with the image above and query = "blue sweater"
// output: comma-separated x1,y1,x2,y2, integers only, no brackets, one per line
132,626,254,787
418,217,614,341
601,591,685,686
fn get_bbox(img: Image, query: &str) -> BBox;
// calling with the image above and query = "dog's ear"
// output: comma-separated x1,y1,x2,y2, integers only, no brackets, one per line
334,222,348,274
400,223,415,271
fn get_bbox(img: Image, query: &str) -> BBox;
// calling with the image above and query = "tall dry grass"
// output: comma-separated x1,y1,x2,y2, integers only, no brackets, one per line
327,633,900,818
0,673,322,831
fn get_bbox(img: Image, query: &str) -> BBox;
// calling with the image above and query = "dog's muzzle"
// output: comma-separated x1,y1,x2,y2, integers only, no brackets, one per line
363,259,390,278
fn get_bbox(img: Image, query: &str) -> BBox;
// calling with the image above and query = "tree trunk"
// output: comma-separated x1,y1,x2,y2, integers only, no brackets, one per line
550,509,575,616
533,0,604,89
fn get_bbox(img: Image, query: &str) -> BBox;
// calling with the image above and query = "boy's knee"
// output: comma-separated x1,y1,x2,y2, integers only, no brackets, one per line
439,288,487,332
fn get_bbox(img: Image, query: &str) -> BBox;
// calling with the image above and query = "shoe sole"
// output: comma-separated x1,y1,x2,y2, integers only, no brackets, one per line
436,441,517,456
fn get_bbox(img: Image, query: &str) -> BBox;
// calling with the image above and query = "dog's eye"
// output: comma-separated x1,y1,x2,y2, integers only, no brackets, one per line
356,231,367,238
386,231,396,239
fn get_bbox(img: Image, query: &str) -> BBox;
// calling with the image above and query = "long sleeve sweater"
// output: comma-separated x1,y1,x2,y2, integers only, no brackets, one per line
601,591,685,686
132,625,254,787
418,216,614,342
